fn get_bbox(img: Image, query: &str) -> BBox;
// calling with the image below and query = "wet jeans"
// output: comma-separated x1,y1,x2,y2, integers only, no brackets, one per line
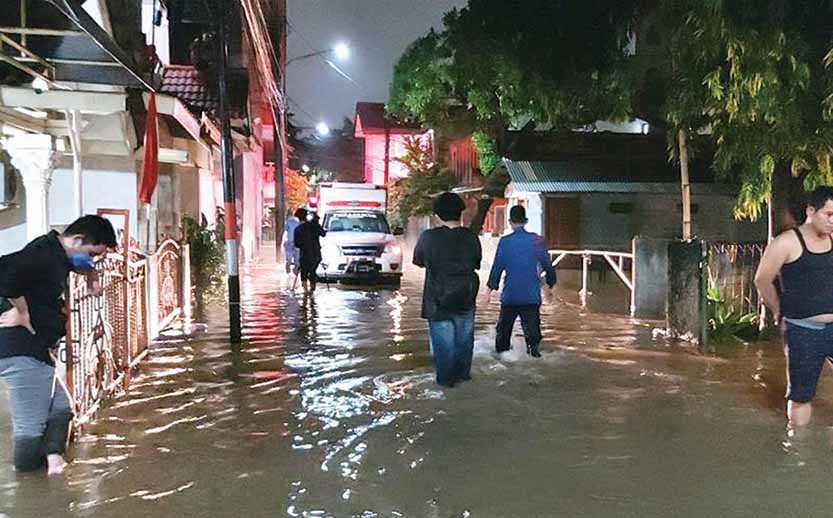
0,356,73,471
284,244,299,274
427,310,475,386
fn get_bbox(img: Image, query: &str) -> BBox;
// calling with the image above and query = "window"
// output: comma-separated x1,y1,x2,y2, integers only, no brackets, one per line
323,212,391,234
608,202,633,214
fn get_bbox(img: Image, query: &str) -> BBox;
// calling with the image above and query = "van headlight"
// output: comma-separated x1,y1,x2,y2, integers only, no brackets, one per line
384,242,402,256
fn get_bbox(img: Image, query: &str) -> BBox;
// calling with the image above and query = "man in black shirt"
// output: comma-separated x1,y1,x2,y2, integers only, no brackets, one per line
294,211,327,292
413,192,482,387
0,215,116,475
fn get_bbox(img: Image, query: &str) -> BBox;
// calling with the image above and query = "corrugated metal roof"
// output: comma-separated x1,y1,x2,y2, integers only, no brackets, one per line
504,160,737,195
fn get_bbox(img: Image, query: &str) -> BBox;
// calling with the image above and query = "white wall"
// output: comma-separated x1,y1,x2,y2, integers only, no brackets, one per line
0,165,26,255
198,168,216,226
142,0,170,65
508,192,544,237
49,165,138,240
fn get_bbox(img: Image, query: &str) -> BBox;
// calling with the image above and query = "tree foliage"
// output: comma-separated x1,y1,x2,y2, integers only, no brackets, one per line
389,0,639,150
664,0,833,225
391,0,833,234
388,137,455,227
284,168,309,213
471,131,500,174
389,0,640,233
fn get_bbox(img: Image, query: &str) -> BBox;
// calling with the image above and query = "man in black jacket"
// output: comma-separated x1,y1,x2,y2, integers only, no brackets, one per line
0,215,116,475
413,193,482,387
293,211,327,292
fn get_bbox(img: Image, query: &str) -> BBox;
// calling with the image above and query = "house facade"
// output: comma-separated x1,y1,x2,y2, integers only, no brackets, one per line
353,102,432,186
501,133,767,251
0,0,281,261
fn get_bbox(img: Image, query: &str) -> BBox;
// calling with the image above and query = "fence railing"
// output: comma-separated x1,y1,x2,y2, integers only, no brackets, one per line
63,240,190,425
548,249,635,315
706,241,766,319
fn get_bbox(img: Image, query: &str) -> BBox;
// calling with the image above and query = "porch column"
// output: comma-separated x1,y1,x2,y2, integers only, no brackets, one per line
5,134,58,240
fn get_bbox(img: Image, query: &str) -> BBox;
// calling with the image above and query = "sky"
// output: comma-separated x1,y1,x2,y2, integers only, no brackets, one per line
286,0,466,131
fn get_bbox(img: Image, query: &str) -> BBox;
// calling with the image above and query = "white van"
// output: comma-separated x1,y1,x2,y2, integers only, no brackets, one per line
311,183,404,284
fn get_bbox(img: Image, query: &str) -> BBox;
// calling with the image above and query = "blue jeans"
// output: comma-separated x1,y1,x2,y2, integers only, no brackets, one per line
284,244,299,273
0,356,73,471
428,310,475,386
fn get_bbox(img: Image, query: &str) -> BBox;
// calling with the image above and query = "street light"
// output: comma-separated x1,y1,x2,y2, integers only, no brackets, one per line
315,122,330,136
287,42,351,66
333,42,350,61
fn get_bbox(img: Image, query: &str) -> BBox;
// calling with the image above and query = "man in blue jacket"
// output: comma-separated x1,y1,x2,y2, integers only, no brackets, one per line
486,205,557,357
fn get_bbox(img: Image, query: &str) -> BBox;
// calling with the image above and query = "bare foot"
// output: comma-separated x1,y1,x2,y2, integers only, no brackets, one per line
46,454,67,476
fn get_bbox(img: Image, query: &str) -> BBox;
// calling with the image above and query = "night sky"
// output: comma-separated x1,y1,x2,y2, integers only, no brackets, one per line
286,0,466,131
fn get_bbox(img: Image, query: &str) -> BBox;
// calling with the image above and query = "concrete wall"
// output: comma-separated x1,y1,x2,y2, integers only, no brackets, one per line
240,149,264,262
633,237,670,319
49,159,139,238
154,164,202,240
48,156,139,250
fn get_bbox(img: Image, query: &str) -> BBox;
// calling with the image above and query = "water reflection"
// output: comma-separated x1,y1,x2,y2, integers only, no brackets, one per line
3,261,833,516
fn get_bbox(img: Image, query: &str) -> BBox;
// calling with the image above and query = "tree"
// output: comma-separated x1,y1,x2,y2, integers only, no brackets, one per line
389,136,455,228
631,0,717,241
284,168,309,214
686,0,833,236
389,0,639,233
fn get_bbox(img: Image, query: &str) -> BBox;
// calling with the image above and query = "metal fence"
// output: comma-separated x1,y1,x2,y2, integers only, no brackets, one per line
64,240,190,425
706,241,765,317
548,249,635,315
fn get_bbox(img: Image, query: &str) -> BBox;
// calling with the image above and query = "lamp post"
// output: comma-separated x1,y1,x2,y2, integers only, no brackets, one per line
274,44,348,259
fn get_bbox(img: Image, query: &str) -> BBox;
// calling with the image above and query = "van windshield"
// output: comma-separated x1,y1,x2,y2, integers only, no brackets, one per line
323,212,391,233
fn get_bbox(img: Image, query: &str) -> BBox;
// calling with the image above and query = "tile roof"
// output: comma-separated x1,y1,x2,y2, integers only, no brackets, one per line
354,102,423,135
160,65,219,115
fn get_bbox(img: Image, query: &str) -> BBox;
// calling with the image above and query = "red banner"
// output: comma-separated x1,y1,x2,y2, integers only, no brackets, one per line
138,93,159,204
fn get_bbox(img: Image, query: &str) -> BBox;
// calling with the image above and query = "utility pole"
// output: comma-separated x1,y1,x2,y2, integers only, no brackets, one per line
274,110,286,259
273,2,287,261
217,0,241,343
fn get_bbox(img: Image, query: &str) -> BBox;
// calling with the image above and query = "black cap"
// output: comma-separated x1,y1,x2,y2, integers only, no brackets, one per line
509,205,527,224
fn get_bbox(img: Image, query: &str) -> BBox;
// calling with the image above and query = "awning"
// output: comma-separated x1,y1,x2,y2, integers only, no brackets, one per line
0,0,152,89
504,159,738,195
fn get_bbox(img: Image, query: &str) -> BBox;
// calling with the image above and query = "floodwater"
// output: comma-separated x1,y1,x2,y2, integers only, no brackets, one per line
1,259,833,517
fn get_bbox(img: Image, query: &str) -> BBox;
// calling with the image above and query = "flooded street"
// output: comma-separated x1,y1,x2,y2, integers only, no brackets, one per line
2,259,833,517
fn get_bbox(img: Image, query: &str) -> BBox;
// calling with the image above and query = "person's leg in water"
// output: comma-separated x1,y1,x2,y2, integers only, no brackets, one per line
783,323,833,426
518,305,543,357
427,320,456,387
298,253,311,292
0,356,73,475
309,259,321,291
495,305,519,353
285,244,299,274
452,309,475,381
